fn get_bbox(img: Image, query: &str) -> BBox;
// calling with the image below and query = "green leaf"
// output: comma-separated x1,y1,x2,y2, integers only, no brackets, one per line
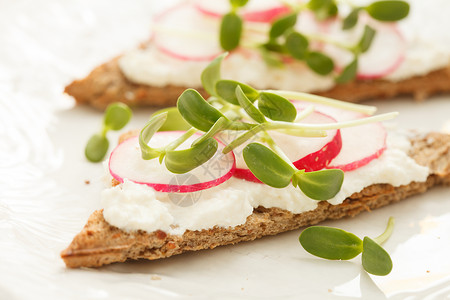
336,58,358,84
222,124,264,153
215,79,260,105
165,138,218,174
295,169,343,200
365,0,409,22
151,107,191,131
306,51,334,75
177,89,226,132
260,48,285,68
201,53,227,96
235,86,266,123
103,102,132,131
230,0,249,8
262,40,287,54
358,25,376,54
258,92,297,122
342,8,361,30
85,134,109,162
243,143,295,188
139,113,167,160
269,12,297,39
285,31,309,60
299,226,363,260
308,0,338,20
220,12,243,51
361,237,393,276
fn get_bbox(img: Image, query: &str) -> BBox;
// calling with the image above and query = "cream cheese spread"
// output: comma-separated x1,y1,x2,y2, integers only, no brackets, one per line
118,0,450,91
101,131,429,235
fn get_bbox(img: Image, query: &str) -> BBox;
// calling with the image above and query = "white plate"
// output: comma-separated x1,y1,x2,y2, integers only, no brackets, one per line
1,1,450,299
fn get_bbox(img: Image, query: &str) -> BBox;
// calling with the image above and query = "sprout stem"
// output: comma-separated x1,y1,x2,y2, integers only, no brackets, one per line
164,128,198,151
374,217,395,245
265,90,377,115
267,112,398,131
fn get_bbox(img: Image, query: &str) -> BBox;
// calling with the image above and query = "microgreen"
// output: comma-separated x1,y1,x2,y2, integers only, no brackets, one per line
137,55,397,202
258,92,297,122
269,12,297,39
218,0,409,82
342,8,362,30
220,12,243,51
336,58,358,84
216,79,260,105
165,138,218,174
85,102,132,162
201,53,227,97
151,107,191,131
299,217,395,276
177,89,226,131
365,1,410,22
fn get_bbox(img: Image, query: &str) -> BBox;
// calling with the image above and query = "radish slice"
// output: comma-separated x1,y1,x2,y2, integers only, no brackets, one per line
326,122,386,171
109,132,235,193
323,18,405,79
153,5,222,61
291,101,387,171
194,0,290,23
221,110,342,183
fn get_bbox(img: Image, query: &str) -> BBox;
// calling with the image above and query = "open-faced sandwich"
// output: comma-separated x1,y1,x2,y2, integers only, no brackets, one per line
61,55,450,270
65,0,450,109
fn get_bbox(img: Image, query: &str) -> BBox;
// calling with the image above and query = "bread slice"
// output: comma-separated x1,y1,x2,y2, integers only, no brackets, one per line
64,55,450,110
61,132,450,268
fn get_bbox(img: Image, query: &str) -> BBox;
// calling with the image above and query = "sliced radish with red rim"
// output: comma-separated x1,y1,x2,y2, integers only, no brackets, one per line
220,109,342,183
194,0,291,23
153,5,222,61
291,101,387,171
322,16,405,79
109,132,235,193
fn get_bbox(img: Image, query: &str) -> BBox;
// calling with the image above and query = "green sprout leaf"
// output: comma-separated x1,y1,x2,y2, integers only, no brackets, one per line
230,0,249,8
258,92,297,122
365,0,409,22
306,51,334,75
308,0,338,20
85,102,132,163
151,107,191,131
139,113,167,160
201,52,227,96
260,46,285,68
336,58,358,84
243,143,295,188
269,12,297,39
165,138,218,174
358,25,376,54
299,226,363,260
285,31,309,60
361,237,393,276
235,86,266,123
220,12,243,51
294,169,344,200
342,8,361,30
103,102,132,131
177,89,226,132
85,134,109,162
216,79,260,105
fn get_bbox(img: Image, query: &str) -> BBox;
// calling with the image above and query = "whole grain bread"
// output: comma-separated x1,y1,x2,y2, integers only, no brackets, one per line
61,132,450,268
64,56,450,110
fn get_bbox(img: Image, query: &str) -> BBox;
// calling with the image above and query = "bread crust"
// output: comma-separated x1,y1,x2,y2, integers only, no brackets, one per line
64,56,450,110
61,132,450,268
